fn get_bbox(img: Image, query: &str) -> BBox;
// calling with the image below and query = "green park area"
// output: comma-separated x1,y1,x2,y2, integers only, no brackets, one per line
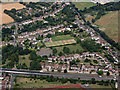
54,44,84,54
14,77,72,88
19,54,31,68
14,76,113,89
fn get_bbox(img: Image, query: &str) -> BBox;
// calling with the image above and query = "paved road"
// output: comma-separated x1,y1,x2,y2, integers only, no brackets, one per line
0,69,115,81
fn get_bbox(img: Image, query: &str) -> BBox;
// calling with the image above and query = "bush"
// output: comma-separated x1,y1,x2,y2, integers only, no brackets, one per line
64,69,67,73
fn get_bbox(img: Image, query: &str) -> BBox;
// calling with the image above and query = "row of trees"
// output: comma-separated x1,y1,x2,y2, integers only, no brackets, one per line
72,1,120,51
4,9,31,22
80,2,120,14
16,75,115,87
87,22,120,50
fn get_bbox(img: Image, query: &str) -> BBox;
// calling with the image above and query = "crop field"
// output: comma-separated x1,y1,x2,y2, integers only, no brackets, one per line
95,11,118,42
1,3,26,25
45,39,76,47
52,35,74,41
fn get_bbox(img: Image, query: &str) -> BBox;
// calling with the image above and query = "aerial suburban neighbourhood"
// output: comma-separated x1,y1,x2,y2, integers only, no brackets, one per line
0,0,120,89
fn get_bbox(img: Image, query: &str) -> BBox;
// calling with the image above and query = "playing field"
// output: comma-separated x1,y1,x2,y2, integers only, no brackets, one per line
1,3,26,25
95,11,118,42
45,39,76,47
52,35,74,41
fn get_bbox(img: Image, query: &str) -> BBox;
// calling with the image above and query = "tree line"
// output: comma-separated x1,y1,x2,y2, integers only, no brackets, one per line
14,75,116,88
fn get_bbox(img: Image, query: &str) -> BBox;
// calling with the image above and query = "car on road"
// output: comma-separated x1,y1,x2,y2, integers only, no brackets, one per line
99,76,102,78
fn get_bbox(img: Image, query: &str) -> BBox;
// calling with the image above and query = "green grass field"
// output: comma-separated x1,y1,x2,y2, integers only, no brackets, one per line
95,11,118,42
14,77,72,88
37,42,44,47
45,35,76,47
90,84,111,88
51,35,74,41
19,54,31,68
45,39,76,47
73,2,96,10
54,44,84,54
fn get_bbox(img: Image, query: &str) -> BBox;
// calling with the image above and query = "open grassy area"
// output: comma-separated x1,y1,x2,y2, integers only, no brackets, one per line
14,77,112,88
90,84,112,88
54,44,84,54
45,35,76,47
45,39,76,47
73,2,96,10
85,14,97,23
15,77,72,88
37,42,44,47
95,11,118,42
19,54,31,68
52,35,74,41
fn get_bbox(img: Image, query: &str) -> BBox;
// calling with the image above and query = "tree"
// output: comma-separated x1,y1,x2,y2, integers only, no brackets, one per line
21,63,28,69
61,78,68,83
11,25,16,29
58,69,61,72
52,59,55,63
76,59,80,62
84,58,91,63
97,70,103,75
106,72,110,76
30,61,42,70
53,49,57,55
29,51,37,60
58,52,64,56
91,78,96,84
46,34,52,38
63,47,70,54
6,61,14,68
93,60,98,64
64,69,67,73
92,19,95,23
